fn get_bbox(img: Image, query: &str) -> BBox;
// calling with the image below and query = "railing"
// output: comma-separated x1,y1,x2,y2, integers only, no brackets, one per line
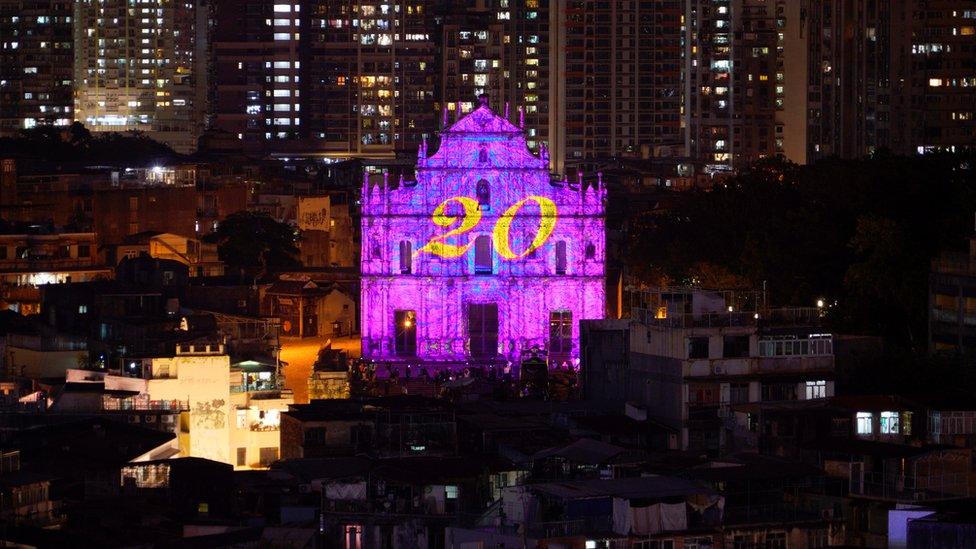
0,258,103,271
6,334,87,351
633,307,821,328
932,256,976,276
853,471,970,502
527,516,612,539
102,396,189,411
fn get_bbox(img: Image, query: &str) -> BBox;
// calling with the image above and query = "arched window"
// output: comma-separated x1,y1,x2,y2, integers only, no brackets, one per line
479,146,488,163
474,235,493,275
555,240,567,275
476,179,490,211
399,240,412,274
371,243,381,260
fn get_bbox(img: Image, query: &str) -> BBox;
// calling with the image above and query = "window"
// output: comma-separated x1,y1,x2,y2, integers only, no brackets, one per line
685,538,712,549
476,180,490,211
585,242,596,260
474,235,492,274
479,146,489,163
399,240,412,274
806,380,827,399
445,485,459,499
722,335,749,358
395,310,417,356
730,383,750,404
549,311,573,355
304,427,326,446
762,382,796,402
78,245,90,258
880,411,900,434
856,412,873,435
688,337,709,359
555,240,567,275
765,532,786,549
236,448,246,466
634,541,674,549
259,447,278,466
468,303,498,358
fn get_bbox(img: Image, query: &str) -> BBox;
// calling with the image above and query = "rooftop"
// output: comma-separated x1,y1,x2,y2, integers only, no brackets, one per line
530,475,715,501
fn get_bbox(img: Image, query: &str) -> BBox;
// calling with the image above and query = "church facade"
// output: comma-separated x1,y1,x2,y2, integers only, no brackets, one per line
360,101,605,368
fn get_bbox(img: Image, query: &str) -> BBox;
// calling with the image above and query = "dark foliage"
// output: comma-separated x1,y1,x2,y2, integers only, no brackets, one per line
627,153,976,354
0,122,181,166
203,211,301,274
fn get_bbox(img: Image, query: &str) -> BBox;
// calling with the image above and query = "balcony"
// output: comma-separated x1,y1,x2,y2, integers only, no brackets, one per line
526,516,612,539
853,470,970,502
634,307,821,329
6,334,87,352
757,355,833,374
0,258,102,273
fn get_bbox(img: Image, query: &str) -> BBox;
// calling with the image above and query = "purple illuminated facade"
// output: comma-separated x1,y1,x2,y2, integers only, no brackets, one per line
360,101,605,367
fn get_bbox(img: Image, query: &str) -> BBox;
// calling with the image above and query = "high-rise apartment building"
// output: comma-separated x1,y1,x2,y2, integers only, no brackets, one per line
439,1,553,157
893,2,975,156
211,0,304,149
209,1,552,162
303,0,437,157
552,1,683,174
801,0,974,162
804,0,895,160
0,0,74,135
684,0,782,170
73,0,208,153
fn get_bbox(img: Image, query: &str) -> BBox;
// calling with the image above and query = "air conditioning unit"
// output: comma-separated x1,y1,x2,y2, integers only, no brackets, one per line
299,484,312,494
712,364,725,375
821,509,834,519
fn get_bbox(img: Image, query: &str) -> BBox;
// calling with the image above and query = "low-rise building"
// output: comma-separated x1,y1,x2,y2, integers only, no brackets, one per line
0,230,111,314
92,342,292,470
930,234,976,356
265,279,355,338
583,287,834,454
113,232,224,277
280,396,456,460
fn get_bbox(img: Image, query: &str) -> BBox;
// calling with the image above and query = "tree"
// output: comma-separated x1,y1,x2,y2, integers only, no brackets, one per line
204,211,301,275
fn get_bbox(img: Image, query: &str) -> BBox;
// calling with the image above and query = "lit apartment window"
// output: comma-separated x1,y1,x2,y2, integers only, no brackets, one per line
805,380,826,399
880,411,900,434
856,412,873,435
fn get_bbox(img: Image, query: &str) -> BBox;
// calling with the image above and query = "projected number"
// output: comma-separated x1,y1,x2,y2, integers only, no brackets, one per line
414,196,482,258
416,195,558,260
493,196,557,260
